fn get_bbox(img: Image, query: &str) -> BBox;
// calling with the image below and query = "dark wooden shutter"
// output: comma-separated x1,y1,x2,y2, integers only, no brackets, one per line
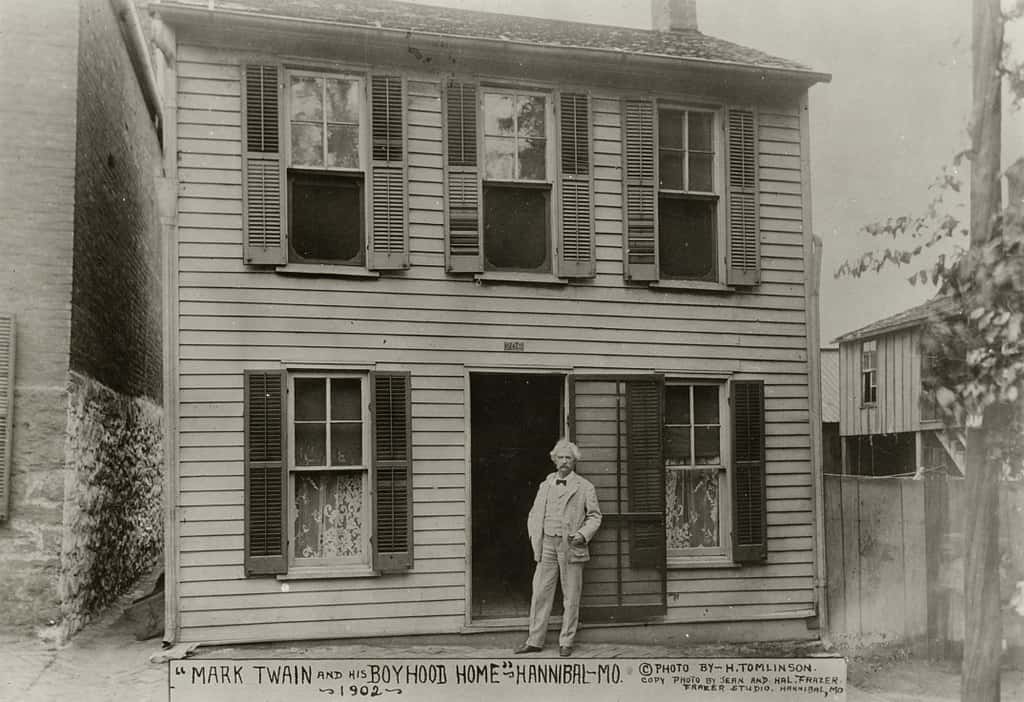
622,98,657,282
0,314,14,522
242,65,286,265
625,377,665,568
732,379,767,563
369,75,409,270
244,370,287,575
558,92,595,278
444,80,483,273
726,108,760,286
574,375,666,622
371,371,413,572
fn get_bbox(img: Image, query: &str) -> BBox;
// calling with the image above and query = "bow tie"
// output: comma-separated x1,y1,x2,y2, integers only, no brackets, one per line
556,479,567,486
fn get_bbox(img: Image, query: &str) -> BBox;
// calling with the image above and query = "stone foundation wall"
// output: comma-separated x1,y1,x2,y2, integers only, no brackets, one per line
59,373,163,640
0,0,79,632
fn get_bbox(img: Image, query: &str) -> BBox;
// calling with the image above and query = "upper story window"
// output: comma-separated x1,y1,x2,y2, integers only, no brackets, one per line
657,107,719,281
286,71,367,266
861,340,878,405
623,99,758,286
481,88,553,273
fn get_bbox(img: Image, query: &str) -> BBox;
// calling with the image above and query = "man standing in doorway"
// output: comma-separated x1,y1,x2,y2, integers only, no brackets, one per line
514,438,602,657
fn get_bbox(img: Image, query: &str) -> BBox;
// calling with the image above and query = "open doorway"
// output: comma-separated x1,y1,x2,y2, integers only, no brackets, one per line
470,373,563,620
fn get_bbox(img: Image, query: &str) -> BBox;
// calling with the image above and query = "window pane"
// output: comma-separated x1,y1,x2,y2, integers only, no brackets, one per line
516,94,546,138
483,185,550,271
688,112,713,151
693,386,719,424
330,379,361,420
291,122,324,167
294,471,364,559
289,172,364,264
294,378,326,420
665,426,691,465
483,93,515,136
688,152,714,192
666,468,720,549
290,76,323,121
658,109,683,149
694,427,720,465
295,423,327,466
658,196,716,280
518,138,546,180
665,386,691,424
484,136,515,180
327,124,360,168
330,422,362,466
326,78,359,123
658,150,684,190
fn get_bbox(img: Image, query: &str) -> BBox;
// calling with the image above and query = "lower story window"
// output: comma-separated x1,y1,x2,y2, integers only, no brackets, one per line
664,382,727,558
289,374,370,566
288,170,365,265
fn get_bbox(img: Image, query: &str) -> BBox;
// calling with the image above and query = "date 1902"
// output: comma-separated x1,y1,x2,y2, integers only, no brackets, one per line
317,684,398,697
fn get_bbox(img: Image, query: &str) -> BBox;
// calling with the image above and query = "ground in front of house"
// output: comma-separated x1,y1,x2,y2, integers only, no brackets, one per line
3,606,1022,702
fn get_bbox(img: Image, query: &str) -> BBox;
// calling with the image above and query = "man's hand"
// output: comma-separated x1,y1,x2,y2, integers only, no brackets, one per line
570,534,586,547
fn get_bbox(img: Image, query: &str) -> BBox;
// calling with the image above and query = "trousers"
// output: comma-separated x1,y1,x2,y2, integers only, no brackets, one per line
526,533,584,647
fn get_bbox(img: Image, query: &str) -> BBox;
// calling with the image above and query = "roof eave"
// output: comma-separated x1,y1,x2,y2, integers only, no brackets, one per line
831,319,927,345
153,2,832,86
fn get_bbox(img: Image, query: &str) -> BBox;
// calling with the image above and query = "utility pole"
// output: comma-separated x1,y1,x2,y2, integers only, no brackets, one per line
962,0,1003,699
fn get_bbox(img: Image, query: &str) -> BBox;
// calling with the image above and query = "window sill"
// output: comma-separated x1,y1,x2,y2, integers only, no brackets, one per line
277,565,377,581
474,272,568,286
276,263,381,279
667,557,741,569
650,280,733,293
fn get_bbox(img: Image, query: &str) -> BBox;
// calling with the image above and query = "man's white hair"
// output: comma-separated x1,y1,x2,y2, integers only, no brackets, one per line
549,438,582,462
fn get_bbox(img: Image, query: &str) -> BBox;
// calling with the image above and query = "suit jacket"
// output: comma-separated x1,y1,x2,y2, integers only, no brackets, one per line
527,471,602,563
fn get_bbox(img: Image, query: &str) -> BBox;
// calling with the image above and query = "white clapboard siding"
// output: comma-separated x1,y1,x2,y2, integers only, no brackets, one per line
174,45,815,642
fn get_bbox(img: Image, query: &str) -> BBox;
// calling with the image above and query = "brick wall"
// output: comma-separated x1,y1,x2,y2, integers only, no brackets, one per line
0,0,81,629
71,0,163,402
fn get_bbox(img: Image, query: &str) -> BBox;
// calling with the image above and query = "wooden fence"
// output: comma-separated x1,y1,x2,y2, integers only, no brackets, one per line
824,475,1024,653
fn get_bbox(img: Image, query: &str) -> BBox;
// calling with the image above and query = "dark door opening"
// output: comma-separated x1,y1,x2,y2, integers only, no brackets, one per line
471,373,563,620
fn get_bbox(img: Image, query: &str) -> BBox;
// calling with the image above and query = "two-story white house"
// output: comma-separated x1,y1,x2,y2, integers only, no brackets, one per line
153,0,830,646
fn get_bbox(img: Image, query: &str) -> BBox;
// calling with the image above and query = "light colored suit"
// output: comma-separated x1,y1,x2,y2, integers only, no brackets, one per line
525,471,602,648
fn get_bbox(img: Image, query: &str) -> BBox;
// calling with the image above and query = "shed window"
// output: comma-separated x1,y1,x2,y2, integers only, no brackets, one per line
861,340,878,405
285,71,366,266
482,88,552,272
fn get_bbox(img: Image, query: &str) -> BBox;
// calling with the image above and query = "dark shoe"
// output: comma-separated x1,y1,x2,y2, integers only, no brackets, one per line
559,646,573,657
513,643,542,654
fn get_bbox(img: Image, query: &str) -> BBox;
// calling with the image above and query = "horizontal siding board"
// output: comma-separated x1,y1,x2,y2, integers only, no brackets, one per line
180,585,465,612
179,570,465,598
179,615,465,644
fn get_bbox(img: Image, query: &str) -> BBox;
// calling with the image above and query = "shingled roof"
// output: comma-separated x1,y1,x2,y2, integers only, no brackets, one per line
832,296,959,344
154,0,824,76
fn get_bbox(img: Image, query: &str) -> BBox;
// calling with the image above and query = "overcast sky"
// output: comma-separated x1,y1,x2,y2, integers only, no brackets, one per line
410,0,1024,344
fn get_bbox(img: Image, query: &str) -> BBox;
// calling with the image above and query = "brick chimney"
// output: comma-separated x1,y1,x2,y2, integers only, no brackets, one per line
651,0,698,32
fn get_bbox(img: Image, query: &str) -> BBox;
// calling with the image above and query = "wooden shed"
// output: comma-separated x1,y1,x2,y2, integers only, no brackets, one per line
153,0,831,645
833,296,964,476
